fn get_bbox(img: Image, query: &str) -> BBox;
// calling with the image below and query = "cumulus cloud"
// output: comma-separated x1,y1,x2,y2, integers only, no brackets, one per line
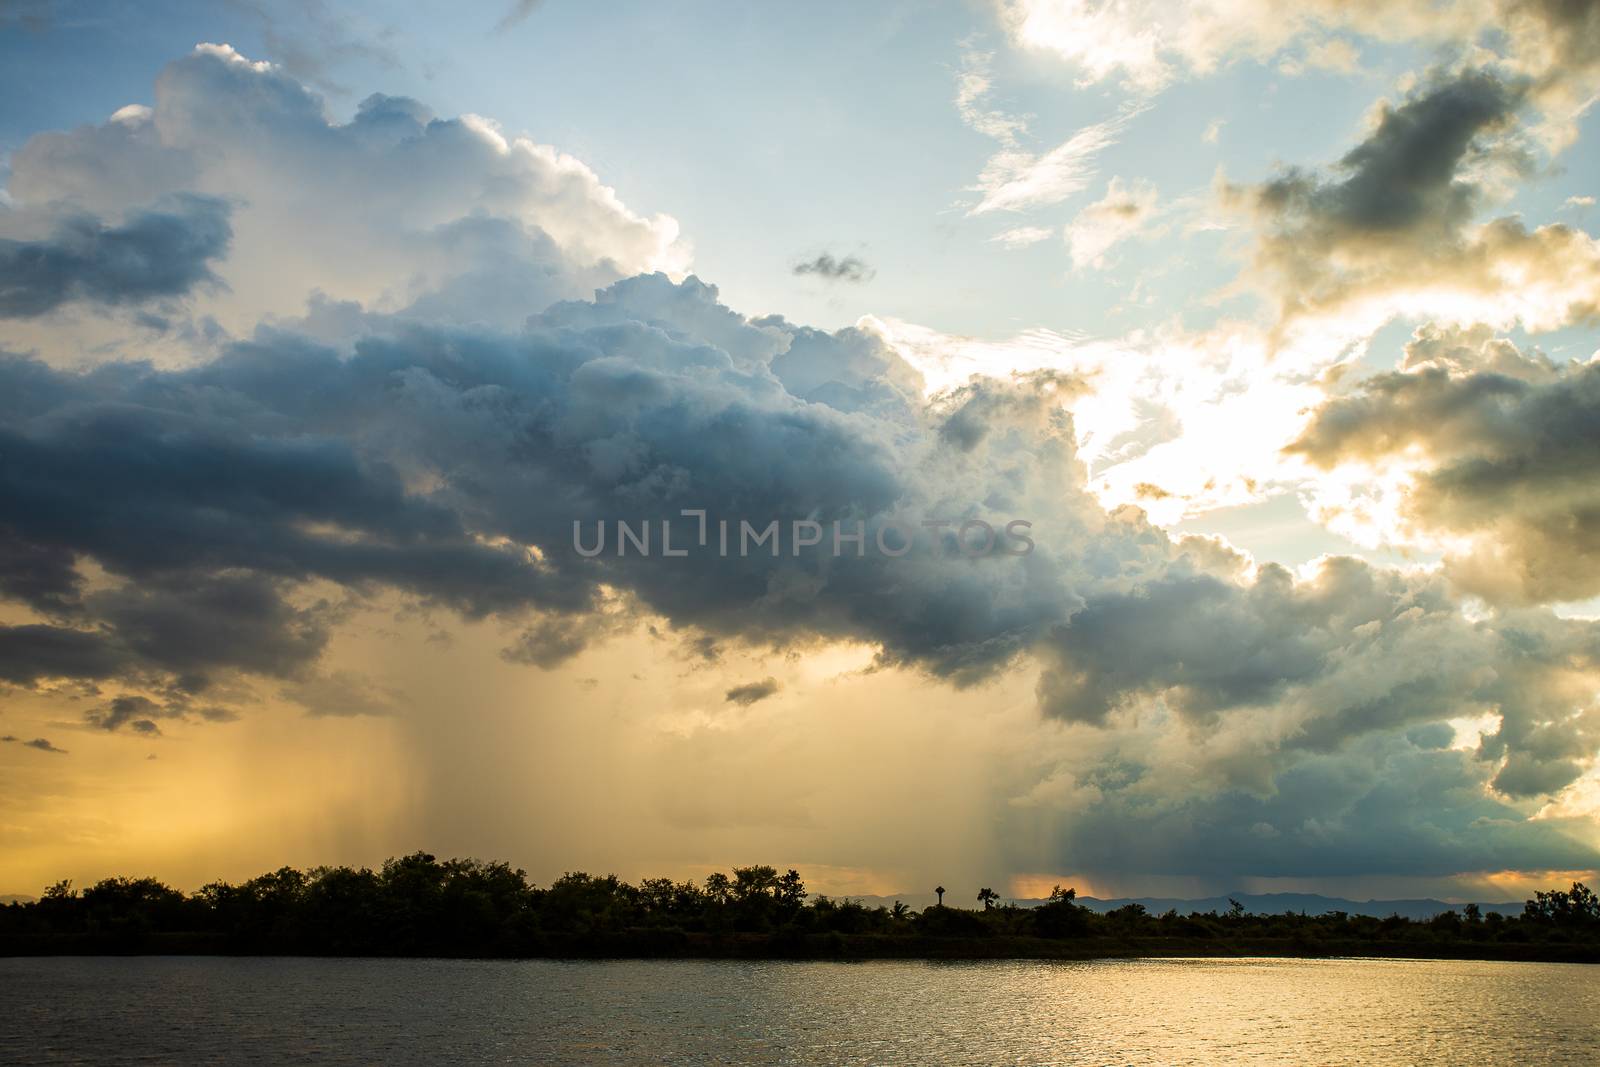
1,45,1595,886
2,272,1595,822
1065,176,1160,268
1224,67,1600,338
792,253,874,283
1291,324,1600,607
0,195,230,318
1,43,687,360
996,0,1600,99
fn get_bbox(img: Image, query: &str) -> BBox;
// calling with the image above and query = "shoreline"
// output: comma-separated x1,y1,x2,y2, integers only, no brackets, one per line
5,932,1596,965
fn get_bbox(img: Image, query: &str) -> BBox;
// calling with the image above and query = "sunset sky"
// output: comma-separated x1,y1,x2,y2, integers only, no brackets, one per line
2,0,1599,905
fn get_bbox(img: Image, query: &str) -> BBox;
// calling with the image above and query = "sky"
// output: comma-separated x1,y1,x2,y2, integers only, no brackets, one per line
0,0,1598,904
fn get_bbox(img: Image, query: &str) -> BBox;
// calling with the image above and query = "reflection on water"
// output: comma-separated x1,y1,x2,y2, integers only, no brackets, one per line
2,955,1597,1065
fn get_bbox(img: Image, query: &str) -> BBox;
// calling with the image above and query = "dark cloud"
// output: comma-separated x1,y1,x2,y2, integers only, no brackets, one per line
1256,69,1523,240
501,614,622,670
1224,68,1600,332
1011,734,1600,879
1290,328,1600,605
0,623,127,685
0,524,81,616
0,195,231,318
792,253,874,283
1037,568,1327,724
0,274,1591,822
1,735,67,754
725,677,780,705
87,694,179,734
1504,0,1600,89
0,48,1594,884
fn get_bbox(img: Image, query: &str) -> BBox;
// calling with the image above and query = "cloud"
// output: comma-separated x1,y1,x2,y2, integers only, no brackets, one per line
1,43,687,359
995,0,1600,99
1224,67,1600,338
1020,731,1600,878
2,45,1595,885
279,670,401,717
953,45,1143,219
88,694,181,734
1064,176,1160,269
1278,35,1361,76
0,195,231,318
969,107,1141,215
1290,324,1600,606
1,275,1594,818
0,623,128,686
725,677,780,705
990,226,1054,248
954,47,1030,146
495,0,545,32
1,735,67,754
225,0,402,94
792,253,874,283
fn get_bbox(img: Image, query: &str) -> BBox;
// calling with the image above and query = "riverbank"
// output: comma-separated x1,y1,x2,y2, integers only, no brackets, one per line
4,930,1597,964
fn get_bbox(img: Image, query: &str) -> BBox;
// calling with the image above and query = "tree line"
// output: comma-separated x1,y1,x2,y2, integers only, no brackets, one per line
2,854,1597,962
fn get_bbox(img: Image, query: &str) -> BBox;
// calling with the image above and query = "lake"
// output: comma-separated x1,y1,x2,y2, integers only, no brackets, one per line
2,956,1596,1064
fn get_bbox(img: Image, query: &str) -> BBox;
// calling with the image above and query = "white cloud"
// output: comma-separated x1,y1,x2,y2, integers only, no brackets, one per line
968,106,1143,215
994,0,1600,104
1065,176,1160,269
1,44,689,363
955,47,1029,146
990,225,1055,248
1277,35,1361,76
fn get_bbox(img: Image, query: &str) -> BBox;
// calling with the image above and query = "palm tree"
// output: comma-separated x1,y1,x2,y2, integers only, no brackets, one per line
891,900,910,921
977,887,998,910
934,885,945,907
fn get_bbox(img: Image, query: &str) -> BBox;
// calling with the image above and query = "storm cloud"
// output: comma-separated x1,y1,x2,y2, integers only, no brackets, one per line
0,195,231,317
1,274,1595,816
2,43,1596,888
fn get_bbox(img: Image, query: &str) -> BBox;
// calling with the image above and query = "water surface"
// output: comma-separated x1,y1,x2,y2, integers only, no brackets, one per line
2,955,1596,1065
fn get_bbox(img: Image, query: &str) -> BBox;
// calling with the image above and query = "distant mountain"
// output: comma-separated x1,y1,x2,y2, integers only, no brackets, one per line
840,891,1523,920
1068,892,1523,921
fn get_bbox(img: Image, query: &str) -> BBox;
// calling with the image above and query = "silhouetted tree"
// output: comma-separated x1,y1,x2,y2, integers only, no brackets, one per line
3,859,1597,962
